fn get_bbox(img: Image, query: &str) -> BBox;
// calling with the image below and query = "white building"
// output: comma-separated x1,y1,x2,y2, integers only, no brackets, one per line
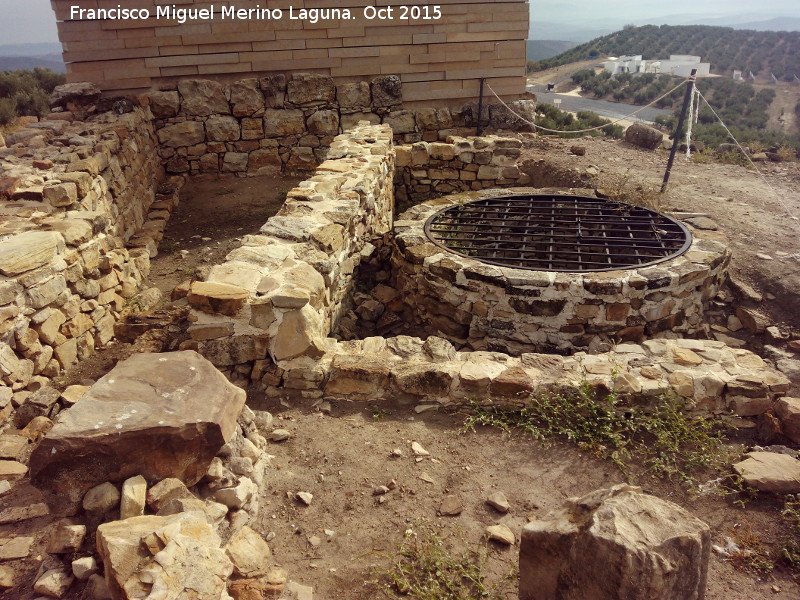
603,55,711,77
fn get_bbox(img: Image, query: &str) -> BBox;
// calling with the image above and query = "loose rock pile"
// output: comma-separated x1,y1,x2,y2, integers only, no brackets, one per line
2,351,295,599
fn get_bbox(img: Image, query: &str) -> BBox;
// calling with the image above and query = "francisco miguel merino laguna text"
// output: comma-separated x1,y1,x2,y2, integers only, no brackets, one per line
69,4,443,24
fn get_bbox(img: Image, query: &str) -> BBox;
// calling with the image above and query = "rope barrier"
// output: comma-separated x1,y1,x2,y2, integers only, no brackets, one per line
486,78,688,135
695,88,799,224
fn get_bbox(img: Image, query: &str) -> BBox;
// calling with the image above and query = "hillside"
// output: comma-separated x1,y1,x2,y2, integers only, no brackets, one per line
530,25,800,81
526,40,578,62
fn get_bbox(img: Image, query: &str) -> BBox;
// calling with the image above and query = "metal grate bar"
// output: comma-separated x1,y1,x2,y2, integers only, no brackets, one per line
423,194,693,273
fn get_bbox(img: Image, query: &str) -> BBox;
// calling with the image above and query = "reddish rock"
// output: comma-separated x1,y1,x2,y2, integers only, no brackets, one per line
29,351,245,502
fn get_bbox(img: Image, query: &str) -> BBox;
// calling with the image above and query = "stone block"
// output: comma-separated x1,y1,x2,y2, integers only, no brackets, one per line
29,351,245,502
287,73,335,106
520,484,710,600
145,91,180,118
157,121,205,148
206,115,240,142
0,231,64,277
178,79,230,116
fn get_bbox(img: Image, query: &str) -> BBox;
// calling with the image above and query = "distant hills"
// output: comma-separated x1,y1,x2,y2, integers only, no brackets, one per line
528,13,800,44
529,25,800,81
0,43,65,73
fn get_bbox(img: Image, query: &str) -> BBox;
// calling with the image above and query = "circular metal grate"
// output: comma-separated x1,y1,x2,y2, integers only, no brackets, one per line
423,194,692,273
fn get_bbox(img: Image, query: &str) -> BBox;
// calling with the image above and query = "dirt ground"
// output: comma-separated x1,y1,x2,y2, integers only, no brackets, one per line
5,138,800,599
246,399,800,600
148,174,303,299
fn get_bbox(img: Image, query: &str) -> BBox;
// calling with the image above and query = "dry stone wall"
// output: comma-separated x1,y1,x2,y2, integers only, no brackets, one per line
181,123,395,383
145,74,535,176
51,0,528,103
394,134,532,207
0,101,166,394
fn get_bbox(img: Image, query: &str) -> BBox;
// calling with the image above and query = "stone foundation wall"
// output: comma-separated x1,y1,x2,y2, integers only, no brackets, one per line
0,106,166,393
316,336,790,417
146,75,535,177
393,135,531,209
181,123,395,382
391,194,732,355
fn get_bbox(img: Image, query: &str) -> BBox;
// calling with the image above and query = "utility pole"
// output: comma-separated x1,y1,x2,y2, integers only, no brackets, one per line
660,68,697,194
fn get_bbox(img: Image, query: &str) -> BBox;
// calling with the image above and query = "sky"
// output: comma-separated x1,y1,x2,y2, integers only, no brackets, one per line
533,0,797,22
0,0,797,45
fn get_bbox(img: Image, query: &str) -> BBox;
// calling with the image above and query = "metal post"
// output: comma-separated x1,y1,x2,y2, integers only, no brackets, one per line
476,78,485,136
661,68,697,194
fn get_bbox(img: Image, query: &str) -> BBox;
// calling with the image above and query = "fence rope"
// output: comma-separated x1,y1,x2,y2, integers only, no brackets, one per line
695,88,799,224
485,78,688,135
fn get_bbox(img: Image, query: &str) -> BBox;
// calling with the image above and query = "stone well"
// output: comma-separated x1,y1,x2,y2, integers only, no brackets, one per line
392,191,731,355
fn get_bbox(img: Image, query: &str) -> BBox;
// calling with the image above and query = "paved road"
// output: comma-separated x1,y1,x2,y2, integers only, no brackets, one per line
529,85,672,124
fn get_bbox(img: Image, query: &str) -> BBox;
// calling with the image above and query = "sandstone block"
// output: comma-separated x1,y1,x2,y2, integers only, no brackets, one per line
0,231,64,276
30,351,245,502
223,152,249,172
230,78,264,116
225,525,272,578
43,182,78,207
145,91,179,118
263,109,305,137
733,451,800,494
271,305,325,362
260,74,286,108
307,110,340,136
383,110,416,134
337,81,371,112
520,484,710,600
178,79,230,115
120,475,147,520
287,73,335,106
83,482,120,514
775,397,800,443
157,121,205,148
188,281,249,316
206,115,240,142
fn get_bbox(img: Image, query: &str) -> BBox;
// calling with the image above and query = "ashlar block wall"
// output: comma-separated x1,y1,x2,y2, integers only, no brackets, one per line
51,0,529,104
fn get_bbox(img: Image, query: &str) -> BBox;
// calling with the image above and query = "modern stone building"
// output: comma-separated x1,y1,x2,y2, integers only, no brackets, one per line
50,0,529,104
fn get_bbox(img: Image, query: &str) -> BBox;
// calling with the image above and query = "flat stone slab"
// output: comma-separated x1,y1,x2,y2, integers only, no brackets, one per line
30,351,245,501
0,231,64,276
733,451,800,494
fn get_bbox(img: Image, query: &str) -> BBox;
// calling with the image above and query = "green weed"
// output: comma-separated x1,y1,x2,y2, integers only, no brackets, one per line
462,384,728,484
376,525,516,600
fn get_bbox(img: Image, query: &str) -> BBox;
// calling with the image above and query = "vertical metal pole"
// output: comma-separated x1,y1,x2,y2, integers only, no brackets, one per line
476,78,485,136
661,68,697,194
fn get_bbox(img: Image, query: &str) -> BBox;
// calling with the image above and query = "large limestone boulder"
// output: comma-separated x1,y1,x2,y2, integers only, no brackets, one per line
519,484,710,600
97,512,232,600
625,122,664,150
30,351,245,502
733,451,800,493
